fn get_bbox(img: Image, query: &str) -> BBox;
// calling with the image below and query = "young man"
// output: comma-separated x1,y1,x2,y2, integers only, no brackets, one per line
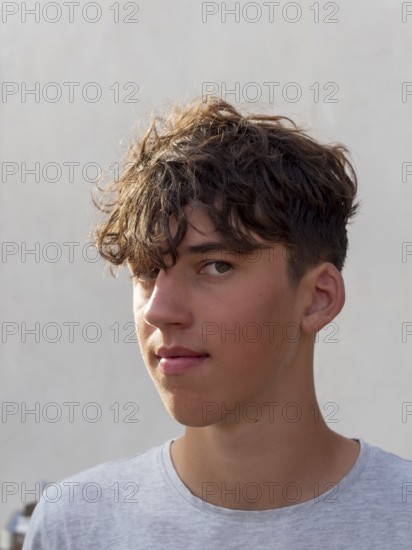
24,96,412,548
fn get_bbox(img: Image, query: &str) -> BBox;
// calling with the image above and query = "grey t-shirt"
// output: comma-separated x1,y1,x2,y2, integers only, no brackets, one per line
23,437,412,549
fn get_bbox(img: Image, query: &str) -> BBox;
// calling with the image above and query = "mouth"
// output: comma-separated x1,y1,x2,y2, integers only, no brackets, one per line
158,354,209,359
155,345,209,359
156,348,209,375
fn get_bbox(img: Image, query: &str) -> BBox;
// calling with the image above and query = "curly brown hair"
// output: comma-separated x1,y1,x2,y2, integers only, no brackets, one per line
90,95,361,288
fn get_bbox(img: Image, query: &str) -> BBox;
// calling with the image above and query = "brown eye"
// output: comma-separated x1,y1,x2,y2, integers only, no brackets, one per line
139,267,160,282
214,261,232,273
201,261,234,276
130,267,160,284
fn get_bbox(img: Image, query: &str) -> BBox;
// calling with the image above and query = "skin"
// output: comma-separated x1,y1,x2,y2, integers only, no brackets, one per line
128,203,360,511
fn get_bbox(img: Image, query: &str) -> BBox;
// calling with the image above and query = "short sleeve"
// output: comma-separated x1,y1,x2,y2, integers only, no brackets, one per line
22,498,50,550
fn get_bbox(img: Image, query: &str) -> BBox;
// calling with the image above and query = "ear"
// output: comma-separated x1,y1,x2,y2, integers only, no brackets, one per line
300,263,345,334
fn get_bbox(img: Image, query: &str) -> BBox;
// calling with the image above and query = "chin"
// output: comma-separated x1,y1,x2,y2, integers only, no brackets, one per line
161,395,223,428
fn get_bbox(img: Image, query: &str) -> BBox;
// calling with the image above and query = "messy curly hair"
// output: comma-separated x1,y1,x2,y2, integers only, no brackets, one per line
91,95,361,288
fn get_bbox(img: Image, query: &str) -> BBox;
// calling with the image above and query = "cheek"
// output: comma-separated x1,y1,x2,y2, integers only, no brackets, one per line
204,292,297,373
206,291,291,344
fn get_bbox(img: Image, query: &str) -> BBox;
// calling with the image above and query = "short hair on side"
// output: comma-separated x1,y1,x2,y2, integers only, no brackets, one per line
91,95,361,288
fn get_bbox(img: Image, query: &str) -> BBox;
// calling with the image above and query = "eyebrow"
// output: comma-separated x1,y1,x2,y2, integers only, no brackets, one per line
127,241,266,271
183,242,243,256
126,242,235,268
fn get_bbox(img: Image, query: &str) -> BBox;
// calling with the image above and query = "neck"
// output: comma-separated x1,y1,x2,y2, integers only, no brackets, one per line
170,362,360,511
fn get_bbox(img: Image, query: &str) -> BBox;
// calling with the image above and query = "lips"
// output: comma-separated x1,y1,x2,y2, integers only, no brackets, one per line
156,346,209,358
156,350,209,375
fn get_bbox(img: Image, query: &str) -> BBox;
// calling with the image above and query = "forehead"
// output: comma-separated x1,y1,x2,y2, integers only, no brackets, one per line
169,204,288,269
171,202,270,247
126,200,288,273
169,203,215,241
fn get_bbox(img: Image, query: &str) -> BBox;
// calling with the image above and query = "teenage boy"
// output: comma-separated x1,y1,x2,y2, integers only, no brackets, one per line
23,96,412,548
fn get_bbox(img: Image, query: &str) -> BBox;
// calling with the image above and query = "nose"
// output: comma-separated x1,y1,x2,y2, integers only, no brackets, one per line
142,269,192,328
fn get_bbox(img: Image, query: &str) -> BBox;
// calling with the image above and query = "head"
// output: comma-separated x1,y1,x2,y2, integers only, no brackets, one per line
92,95,360,288
91,96,361,427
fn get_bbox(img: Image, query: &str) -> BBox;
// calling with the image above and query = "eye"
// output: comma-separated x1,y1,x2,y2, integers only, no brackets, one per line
200,261,233,277
129,267,160,285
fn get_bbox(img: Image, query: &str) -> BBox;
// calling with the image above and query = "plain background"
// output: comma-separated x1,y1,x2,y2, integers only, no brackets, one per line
1,0,412,530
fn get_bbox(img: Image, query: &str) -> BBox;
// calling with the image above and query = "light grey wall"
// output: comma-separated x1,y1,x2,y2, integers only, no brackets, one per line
2,0,412,530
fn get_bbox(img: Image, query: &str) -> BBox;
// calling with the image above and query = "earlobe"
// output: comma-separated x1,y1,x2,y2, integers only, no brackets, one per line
301,264,345,334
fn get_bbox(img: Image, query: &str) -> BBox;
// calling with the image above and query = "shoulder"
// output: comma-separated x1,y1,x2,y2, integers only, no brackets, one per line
364,440,412,474
359,439,412,501
43,440,166,506
23,440,170,548
57,443,159,487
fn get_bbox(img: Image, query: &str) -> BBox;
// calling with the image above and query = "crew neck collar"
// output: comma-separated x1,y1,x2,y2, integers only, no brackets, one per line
160,437,370,522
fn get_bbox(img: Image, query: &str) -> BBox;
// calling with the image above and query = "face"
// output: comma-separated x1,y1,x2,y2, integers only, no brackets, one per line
128,204,306,427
